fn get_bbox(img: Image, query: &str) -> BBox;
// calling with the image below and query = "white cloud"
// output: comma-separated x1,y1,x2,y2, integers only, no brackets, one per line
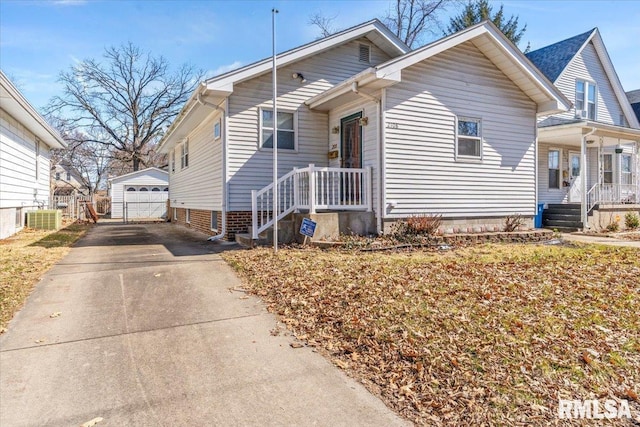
209,61,243,77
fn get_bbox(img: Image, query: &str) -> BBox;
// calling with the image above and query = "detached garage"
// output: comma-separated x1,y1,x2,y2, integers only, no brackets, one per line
109,168,169,220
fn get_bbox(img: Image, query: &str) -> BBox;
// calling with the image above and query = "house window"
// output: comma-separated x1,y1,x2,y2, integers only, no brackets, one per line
66,171,71,181
621,154,632,185
127,187,136,191
15,207,23,228
548,149,560,189
619,114,627,127
214,120,221,140
603,153,613,184
260,108,296,150
170,151,175,173
173,207,177,221
211,211,219,231
55,172,61,180
456,117,482,159
575,80,597,120
181,140,189,169
186,208,191,224
139,187,148,192
152,187,160,191
359,44,371,63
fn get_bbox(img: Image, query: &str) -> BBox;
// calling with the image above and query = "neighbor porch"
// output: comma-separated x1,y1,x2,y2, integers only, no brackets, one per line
538,121,640,230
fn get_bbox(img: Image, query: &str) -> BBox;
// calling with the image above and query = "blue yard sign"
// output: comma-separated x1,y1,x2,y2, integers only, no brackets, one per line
299,218,317,238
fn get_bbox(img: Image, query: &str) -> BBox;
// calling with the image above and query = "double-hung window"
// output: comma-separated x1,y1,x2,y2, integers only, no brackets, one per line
214,120,221,140
170,150,175,173
181,139,189,169
548,149,560,189
456,117,482,159
260,108,296,150
621,154,632,185
603,153,613,184
575,80,597,120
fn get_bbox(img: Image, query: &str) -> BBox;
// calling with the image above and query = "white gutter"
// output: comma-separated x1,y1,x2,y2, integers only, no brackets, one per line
195,92,229,242
350,82,383,234
581,127,597,231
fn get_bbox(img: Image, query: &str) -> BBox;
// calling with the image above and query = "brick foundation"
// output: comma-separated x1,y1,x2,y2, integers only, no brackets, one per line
171,207,251,241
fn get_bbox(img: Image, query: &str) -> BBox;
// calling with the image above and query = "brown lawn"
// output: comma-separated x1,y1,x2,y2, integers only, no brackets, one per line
223,243,640,426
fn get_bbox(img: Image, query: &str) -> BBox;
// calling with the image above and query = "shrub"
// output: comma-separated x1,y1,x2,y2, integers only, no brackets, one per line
503,214,525,232
405,214,443,236
606,220,620,232
625,212,640,230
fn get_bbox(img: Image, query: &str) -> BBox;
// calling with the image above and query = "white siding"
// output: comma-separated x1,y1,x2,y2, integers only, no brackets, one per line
543,42,625,126
227,37,391,211
383,41,538,218
328,99,379,216
0,108,51,210
111,168,169,218
169,113,223,211
538,143,569,204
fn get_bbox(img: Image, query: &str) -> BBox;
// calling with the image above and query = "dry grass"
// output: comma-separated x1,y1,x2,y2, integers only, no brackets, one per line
223,243,640,426
0,223,91,331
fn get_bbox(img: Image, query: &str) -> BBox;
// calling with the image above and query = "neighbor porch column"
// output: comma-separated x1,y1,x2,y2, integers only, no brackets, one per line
581,135,587,231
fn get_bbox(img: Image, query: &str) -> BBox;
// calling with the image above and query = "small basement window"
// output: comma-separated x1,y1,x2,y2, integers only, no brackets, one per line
211,211,219,231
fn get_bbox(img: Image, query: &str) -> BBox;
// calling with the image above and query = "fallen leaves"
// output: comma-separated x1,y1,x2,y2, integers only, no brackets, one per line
223,244,640,426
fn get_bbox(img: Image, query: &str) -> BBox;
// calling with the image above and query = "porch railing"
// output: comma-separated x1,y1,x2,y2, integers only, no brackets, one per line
251,164,372,239
587,183,640,213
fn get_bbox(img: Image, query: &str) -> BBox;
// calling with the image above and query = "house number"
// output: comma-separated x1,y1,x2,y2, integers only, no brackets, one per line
387,122,399,129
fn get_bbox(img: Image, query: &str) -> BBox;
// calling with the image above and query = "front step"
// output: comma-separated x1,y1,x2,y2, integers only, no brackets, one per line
542,204,582,231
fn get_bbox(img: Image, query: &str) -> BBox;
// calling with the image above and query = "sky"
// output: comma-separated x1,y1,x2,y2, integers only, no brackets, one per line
1,0,639,111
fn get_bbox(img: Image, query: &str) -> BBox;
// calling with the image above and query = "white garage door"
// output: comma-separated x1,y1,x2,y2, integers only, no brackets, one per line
124,185,169,219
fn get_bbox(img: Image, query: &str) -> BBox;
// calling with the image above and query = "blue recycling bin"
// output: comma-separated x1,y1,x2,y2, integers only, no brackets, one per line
535,203,545,228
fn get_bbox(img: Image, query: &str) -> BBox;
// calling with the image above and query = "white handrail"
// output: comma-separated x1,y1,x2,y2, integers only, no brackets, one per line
251,164,372,239
586,183,639,213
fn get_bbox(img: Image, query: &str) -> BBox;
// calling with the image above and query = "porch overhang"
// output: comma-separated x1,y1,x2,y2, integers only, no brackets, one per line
538,121,640,146
305,68,401,112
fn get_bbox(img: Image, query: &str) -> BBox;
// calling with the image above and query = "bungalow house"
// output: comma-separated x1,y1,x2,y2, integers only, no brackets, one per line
51,161,90,196
0,71,67,239
158,20,570,241
526,29,640,231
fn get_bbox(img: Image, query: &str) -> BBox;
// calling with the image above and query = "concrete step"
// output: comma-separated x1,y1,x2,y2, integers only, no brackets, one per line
544,205,581,214
234,233,268,248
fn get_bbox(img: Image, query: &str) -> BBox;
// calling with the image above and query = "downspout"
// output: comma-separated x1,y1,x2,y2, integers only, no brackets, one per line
196,91,228,241
351,81,383,234
534,117,538,226
581,127,597,231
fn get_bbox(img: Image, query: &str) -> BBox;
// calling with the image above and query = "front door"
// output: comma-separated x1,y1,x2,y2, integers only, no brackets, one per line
569,152,581,203
340,113,362,203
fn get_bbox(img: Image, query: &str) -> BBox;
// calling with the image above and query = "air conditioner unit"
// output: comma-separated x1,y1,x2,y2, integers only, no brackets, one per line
26,210,62,231
575,110,587,119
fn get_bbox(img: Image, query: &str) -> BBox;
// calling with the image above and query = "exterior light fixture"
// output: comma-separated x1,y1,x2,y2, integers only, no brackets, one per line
292,72,306,83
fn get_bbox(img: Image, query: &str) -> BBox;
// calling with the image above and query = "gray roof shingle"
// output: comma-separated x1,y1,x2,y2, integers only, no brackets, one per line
526,29,596,82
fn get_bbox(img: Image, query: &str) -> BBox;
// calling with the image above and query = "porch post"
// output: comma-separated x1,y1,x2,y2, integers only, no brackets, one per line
293,167,299,213
308,164,316,214
581,136,588,231
251,190,258,239
365,166,373,212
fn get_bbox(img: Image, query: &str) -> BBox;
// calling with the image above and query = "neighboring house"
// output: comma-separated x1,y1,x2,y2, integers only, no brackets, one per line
0,71,66,239
627,89,640,123
526,29,640,230
158,20,570,241
51,161,90,196
108,167,169,220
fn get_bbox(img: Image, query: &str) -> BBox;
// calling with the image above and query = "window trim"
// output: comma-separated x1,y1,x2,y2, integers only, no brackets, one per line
185,208,191,224
621,153,632,185
455,116,483,162
575,79,597,120
180,139,189,169
173,207,177,221
548,148,562,190
211,210,218,231
258,107,298,152
170,150,175,173
602,153,614,184
214,119,221,140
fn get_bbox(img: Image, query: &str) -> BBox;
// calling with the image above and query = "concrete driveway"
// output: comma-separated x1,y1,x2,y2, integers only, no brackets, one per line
0,223,407,427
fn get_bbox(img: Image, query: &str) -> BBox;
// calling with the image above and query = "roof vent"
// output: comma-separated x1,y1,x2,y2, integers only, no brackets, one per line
359,44,370,63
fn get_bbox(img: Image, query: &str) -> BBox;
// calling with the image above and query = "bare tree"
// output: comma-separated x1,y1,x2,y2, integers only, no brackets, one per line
384,0,449,48
309,1,450,48
48,42,202,171
309,12,339,38
50,117,113,194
